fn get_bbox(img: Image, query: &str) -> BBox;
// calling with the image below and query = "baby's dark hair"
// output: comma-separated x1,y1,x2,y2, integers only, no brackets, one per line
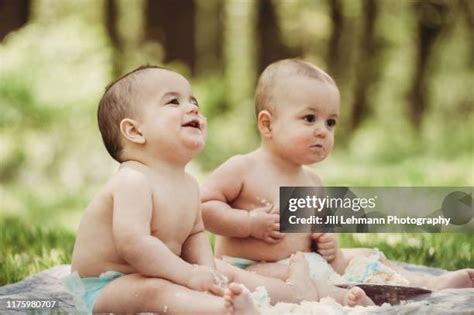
255,59,337,117
97,65,168,162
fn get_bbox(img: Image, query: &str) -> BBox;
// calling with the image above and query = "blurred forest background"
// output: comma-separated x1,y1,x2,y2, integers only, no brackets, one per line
0,0,472,284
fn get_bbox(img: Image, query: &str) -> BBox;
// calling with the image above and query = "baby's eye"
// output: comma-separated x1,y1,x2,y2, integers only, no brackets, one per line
167,98,180,105
303,115,316,123
327,119,337,127
191,98,199,107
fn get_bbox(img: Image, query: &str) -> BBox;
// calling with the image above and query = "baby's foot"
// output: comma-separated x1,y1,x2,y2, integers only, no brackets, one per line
343,286,374,307
286,252,319,302
430,269,474,290
224,283,259,315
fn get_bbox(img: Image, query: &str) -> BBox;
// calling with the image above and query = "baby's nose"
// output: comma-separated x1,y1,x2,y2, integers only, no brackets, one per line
314,123,328,138
187,102,199,114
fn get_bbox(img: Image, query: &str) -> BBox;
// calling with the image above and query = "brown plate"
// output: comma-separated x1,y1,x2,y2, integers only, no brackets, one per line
336,284,432,306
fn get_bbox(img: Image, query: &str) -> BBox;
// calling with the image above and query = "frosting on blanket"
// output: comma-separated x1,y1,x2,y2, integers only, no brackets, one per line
251,286,432,314
343,250,410,286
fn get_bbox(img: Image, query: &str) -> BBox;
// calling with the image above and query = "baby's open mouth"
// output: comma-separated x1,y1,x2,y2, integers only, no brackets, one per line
182,119,201,130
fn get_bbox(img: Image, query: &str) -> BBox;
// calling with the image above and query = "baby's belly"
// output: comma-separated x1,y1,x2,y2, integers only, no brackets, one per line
215,234,312,262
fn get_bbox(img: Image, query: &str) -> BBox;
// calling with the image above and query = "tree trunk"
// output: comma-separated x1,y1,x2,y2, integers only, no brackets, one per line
408,0,449,129
256,0,291,73
105,0,123,77
326,0,345,82
195,0,224,75
0,0,29,42
145,0,196,74
350,0,379,130
459,0,474,69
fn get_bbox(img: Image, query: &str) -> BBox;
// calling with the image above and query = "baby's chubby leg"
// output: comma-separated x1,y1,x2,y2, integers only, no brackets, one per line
244,261,290,280
216,257,318,304
427,269,474,290
93,273,228,314
286,252,319,301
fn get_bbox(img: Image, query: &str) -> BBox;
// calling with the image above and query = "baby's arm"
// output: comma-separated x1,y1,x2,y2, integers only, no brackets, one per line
307,168,342,262
181,203,215,268
201,156,283,243
112,169,222,295
311,233,339,261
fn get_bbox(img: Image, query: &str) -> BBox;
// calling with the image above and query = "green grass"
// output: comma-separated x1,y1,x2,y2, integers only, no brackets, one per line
0,217,75,286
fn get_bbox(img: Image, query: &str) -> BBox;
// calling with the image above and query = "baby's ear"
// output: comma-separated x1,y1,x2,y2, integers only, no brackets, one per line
120,118,146,144
258,110,273,138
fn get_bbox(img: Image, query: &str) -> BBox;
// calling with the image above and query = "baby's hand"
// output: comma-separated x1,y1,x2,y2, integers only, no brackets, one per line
248,204,285,243
187,265,226,296
311,233,338,262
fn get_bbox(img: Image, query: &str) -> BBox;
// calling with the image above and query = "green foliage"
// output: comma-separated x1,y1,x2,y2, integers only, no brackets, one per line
194,75,230,119
339,233,473,270
198,109,259,170
0,217,75,285
2,184,89,229
0,72,50,129
0,147,26,183
318,151,472,186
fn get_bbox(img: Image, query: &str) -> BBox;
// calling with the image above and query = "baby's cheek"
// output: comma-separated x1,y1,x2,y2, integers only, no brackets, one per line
293,132,314,147
326,135,335,152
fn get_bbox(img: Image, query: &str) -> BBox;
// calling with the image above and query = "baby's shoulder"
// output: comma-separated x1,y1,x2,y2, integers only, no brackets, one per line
218,153,256,173
110,162,152,191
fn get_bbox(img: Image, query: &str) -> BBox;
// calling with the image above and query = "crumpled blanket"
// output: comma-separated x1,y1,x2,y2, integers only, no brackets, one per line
0,265,75,314
0,264,473,314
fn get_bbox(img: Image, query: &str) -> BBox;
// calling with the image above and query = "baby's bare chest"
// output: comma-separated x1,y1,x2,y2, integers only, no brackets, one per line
237,172,316,211
149,185,198,250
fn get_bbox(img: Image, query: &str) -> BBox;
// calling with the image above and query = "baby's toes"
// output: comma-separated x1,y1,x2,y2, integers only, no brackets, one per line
224,291,234,312
351,287,365,299
345,287,364,307
224,290,233,302
228,282,244,295
346,292,357,306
